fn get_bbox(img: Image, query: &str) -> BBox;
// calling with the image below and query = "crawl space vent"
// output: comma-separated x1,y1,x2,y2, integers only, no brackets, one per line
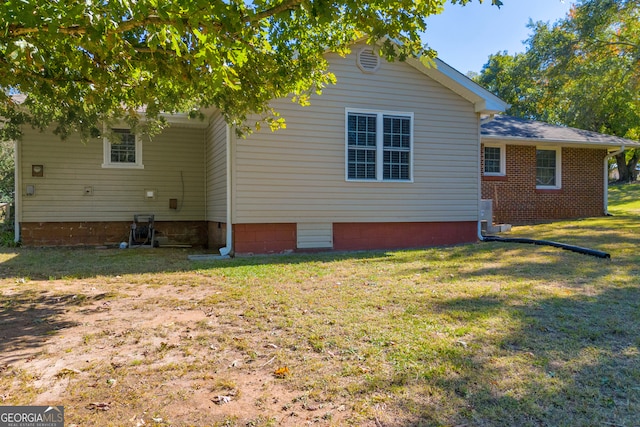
357,47,380,73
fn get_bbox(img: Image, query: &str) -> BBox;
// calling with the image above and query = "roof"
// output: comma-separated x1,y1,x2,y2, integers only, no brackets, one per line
481,115,640,149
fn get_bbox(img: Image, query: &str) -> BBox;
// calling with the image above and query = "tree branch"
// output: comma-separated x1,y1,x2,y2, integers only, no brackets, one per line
7,0,306,40
7,16,221,37
246,0,304,23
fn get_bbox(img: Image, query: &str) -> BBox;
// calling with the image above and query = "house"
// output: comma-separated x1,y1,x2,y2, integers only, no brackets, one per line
480,115,640,225
11,42,638,254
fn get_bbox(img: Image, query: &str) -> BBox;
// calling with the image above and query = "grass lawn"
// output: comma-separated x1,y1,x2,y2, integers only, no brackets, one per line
1,184,639,426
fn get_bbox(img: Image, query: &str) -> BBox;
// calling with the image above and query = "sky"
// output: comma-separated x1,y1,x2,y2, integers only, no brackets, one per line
424,0,575,75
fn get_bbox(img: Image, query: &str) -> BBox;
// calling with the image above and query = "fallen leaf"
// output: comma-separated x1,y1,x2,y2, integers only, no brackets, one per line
274,366,290,378
86,402,111,411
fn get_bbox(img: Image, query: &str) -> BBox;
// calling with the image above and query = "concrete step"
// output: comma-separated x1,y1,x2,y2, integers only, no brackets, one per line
481,220,512,234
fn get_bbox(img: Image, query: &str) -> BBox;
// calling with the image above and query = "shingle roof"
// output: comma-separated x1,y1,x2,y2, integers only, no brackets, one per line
481,115,640,148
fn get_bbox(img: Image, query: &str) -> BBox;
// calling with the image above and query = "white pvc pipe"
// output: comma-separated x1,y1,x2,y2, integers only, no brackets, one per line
13,140,20,243
218,124,233,257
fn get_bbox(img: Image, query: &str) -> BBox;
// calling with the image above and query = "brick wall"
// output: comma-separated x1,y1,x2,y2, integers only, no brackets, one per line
20,221,208,247
233,223,297,254
481,145,607,224
208,221,227,250
333,222,477,251
232,221,477,254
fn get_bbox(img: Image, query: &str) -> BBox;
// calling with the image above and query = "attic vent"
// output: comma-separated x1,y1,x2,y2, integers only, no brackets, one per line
357,47,380,73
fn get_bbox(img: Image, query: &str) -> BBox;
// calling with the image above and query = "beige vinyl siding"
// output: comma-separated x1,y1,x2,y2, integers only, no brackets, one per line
232,43,479,224
20,126,206,222
206,112,227,222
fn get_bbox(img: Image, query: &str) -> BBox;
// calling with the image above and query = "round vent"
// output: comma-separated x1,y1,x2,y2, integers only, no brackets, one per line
357,47,381,73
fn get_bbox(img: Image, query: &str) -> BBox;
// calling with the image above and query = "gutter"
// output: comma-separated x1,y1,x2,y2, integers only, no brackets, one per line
218,124,233,257
13,139,20,243
604,146,625,215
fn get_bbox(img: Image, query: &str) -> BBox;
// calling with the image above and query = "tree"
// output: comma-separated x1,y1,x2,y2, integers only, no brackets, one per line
0,0,502,141
477,0,640,181
0,140,13,203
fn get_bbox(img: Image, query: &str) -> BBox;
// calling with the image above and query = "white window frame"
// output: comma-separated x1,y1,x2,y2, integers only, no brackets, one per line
483,143,505,176
536,147,561,189
345,108,414,182
102,128,144,169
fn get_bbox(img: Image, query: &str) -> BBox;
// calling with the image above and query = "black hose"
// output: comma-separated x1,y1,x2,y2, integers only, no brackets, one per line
483,235,611,259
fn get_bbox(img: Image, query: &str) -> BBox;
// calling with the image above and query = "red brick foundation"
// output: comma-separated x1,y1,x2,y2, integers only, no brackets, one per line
481,145,607,224
333,222,477,251
20,221,208,247
233,223,297,254
21,220,478,252
231,221,477,254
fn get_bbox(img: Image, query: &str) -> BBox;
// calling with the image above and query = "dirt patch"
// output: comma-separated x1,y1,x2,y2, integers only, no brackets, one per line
0,279,357,426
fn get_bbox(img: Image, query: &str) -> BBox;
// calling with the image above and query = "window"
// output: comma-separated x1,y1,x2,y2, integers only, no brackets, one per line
102,129,143,169
536,148,561,188
483,144,505,176
346,110,412,181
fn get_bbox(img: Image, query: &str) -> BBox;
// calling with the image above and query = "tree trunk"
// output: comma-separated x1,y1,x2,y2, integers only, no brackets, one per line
615,149,639,182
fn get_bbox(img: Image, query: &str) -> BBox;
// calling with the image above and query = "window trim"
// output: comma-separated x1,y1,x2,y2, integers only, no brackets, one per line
483,143,506,176
102,128,144,169
535,147,561,189
345,108,414,182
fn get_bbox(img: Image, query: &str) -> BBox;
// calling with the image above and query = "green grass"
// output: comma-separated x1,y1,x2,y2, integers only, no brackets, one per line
1,183,640,426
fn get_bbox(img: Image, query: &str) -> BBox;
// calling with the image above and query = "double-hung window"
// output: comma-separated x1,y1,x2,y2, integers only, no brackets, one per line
102,128,144,169
346,110,413,181
483,144,505,176
536,147,561,189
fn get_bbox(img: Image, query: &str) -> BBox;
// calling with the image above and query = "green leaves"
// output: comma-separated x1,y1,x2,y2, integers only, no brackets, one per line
477,0,640,181
0,0,503,140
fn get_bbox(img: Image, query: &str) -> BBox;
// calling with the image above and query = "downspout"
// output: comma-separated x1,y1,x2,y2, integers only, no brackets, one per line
604,146,625,215
13,139,20,243
203,123,208,228
218,124,233,256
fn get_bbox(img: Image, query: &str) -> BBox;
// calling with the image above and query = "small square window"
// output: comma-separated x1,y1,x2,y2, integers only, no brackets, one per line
102,129,144,169
483,145,505,176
